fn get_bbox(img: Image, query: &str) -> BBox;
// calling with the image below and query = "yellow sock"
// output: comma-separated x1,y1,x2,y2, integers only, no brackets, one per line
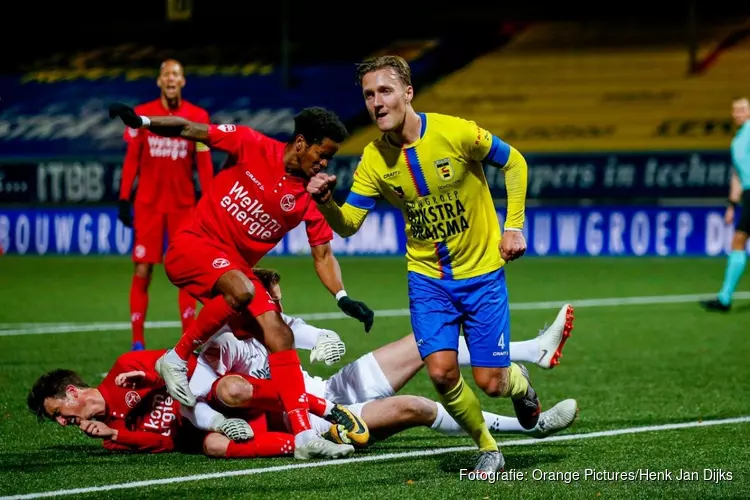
439,375,497,452
508,363,529,399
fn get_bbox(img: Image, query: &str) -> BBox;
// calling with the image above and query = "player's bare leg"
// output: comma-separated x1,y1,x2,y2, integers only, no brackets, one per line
343,396,578,443
253,312,354,460
371,334,425,393
371,305,574,394
130,263,153,351
157,270,256,407
466,303,574,369
473,364,541,430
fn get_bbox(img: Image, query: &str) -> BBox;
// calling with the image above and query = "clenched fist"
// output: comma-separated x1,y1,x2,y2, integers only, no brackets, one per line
500,230,526,262
307,173,337,204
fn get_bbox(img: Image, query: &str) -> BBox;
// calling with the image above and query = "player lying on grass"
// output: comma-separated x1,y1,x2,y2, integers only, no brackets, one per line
26,348,358,459
109,102,371,460
178,267,577,447
26,310,575,460
183,326,578,451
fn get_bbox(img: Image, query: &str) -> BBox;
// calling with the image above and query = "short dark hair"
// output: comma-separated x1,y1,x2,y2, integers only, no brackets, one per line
27,369,89,422
356,55,412,87
253,267,281,291
292,107,348,145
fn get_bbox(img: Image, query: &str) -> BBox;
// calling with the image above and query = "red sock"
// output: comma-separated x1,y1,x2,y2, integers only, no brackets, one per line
237,377,282,412
236,377,331,417
307,394,332,417
178,289,196,333
224,432,294,458
267,350,312,435
129,275,150,345
174,296,237,360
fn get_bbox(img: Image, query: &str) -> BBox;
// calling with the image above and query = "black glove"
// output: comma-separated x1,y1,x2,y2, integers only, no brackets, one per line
118,199,133,228
109,103,143,129
337,296,374,333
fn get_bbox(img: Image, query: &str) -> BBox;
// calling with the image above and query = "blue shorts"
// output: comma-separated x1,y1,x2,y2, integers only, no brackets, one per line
408,268,510,368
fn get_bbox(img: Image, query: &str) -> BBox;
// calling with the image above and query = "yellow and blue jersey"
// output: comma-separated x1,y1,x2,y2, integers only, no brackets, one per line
332,112,527,280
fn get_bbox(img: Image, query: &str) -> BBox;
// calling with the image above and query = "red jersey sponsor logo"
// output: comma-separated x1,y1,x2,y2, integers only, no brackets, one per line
142,393,177,437
219,181,283,240
146,136,189,160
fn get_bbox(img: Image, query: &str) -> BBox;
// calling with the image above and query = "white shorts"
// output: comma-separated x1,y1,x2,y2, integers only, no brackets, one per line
322,352,395,405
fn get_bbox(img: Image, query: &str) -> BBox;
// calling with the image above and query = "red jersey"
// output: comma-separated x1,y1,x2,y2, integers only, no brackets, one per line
187,124,333,265
97,350,198,453
120,99,214,213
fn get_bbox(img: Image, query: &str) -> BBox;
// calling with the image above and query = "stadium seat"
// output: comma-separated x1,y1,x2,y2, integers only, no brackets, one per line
340,21,750,155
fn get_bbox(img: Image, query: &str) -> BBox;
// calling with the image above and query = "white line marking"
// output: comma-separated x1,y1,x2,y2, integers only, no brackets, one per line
3,416,749,500
1,291,748,337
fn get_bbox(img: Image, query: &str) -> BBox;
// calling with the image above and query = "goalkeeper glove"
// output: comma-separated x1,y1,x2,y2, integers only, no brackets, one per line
337,295,374,333
118,199,133,228
109,103,144,129
209,414,253,442
310,332,346,366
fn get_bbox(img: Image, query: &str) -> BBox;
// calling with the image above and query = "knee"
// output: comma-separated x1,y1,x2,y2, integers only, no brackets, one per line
134,263,153,279
474,369,510,398
218,272,256,311
405,396,437,422
203,433,228,458
732,232,748,250
427,363,461,393
216,376,253,407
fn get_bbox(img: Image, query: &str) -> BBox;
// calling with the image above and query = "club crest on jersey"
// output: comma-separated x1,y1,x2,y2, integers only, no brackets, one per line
212,258,230,269
218,124,236,133
280,194,296,212
434,158,454,181
125,391,141,409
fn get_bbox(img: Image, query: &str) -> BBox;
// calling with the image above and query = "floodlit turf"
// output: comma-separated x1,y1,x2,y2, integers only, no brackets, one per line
1,256,749,499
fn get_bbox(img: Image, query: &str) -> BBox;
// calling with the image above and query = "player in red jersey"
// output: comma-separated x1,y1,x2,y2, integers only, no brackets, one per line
108,103,369,459
27,351,357,459
27,351,199,454
118,59,214,351
27,353,295,458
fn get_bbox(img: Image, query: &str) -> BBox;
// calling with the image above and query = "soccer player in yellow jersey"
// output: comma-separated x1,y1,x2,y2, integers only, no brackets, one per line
307,56,555,473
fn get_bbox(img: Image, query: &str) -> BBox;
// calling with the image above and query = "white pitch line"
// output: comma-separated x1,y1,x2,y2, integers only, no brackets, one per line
3,416,749,500
1,291,749,337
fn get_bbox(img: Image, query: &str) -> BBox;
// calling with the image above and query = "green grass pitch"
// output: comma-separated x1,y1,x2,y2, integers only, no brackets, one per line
0,256,748,499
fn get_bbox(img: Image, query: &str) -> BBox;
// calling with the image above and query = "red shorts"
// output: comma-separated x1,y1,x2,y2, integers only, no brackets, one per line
164,230,279,317
132,205,193,264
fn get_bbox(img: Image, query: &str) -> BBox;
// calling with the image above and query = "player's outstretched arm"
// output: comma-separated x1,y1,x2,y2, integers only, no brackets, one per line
308,173,373,237
498,147,528,231
311,243,374,332
109,103,209,142
459,117,528,260
101,420,175,453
